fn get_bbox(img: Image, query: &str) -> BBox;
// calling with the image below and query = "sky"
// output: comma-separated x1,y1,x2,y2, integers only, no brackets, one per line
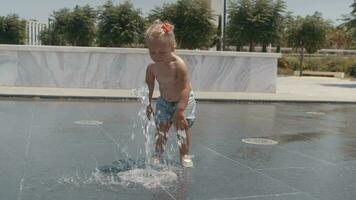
0,0,353,25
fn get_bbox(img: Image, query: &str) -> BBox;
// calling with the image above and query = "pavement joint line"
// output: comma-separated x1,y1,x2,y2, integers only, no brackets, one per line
209,191,302,200
256,167,314,171
18,174,25,200
79,108,123,150
18,104,36,200
199,144,320,200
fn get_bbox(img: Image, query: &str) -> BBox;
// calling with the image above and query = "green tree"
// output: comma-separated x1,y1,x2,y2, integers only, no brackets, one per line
148,0,216,49
269,0,287,52
287,12,331,75
226,0,286,52
47,8,72,45
225,0,246,51
341,1,356,47
148,3,177,23
327,27,352,49
42,5,96,46
288,12,330,54
277,11,295,51
258,0,286,52
97,1,145,47
0,14,26,44
66,5,97,46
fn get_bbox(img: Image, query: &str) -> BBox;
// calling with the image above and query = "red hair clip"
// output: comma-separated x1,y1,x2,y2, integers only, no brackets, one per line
161,22,172,33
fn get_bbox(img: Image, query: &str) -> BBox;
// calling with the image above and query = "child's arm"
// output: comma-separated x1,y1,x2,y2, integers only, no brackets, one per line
174,60,191,129
176,61,190,111
145,64,155,119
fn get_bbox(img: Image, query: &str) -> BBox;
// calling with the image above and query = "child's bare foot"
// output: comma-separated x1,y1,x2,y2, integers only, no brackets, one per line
152,155,161,165
181,155,194,168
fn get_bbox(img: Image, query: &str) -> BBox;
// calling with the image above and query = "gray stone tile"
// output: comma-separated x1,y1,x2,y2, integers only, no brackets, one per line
208,192,315,200
166,145,297,200
261,167,356,200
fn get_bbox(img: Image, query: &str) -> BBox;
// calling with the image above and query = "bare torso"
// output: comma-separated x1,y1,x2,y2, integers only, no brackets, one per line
151,55,183,102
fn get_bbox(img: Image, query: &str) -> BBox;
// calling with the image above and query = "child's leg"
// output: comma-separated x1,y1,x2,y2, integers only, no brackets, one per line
178,119,193,160
179,128,191,158
155,122,171,157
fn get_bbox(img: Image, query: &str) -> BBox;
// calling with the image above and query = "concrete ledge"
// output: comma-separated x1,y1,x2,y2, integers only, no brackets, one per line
294,71,345,79
0,45,279,93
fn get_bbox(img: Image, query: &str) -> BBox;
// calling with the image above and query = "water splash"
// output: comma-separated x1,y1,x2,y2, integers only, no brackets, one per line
118,168,178,189
57,86,181,190
132,86,156,167
132,86,151,106
56,158,181,189
57,169,121,187
127,86,180,188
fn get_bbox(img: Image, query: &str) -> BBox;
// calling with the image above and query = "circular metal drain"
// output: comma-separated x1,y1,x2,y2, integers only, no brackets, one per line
241,138,278,145
74,120,103,125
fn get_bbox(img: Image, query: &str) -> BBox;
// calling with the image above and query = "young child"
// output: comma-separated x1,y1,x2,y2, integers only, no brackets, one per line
145,20,196,167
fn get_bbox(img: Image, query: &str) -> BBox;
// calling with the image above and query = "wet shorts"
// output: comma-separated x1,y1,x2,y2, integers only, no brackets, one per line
155,91,196,128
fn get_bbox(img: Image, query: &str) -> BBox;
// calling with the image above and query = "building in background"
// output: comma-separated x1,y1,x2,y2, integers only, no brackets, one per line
204,0,225,50
26,20,46,45
205,0,223,26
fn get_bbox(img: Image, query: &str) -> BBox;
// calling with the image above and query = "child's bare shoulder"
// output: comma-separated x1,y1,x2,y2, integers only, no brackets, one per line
147,62,156,68
147,62,156,71
146,63,157,76
172,55,187,69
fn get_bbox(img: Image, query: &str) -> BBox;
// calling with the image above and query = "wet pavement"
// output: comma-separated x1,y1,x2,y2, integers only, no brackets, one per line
1,100,356,200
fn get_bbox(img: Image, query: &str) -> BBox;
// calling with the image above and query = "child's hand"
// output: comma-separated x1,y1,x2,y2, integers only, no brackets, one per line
146,105,154,120
173,110,188,130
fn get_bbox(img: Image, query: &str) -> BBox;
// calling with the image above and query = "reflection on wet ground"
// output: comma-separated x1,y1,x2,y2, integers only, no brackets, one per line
1,100,356,200
269,132,327,144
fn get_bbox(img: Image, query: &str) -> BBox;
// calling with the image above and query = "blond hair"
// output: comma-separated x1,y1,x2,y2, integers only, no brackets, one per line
145,20,176,48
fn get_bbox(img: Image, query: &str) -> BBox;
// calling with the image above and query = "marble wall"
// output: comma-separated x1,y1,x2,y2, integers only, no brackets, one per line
0,45,280,93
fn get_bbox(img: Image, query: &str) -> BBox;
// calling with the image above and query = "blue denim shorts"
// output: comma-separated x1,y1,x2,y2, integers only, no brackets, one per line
155,91,196,128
